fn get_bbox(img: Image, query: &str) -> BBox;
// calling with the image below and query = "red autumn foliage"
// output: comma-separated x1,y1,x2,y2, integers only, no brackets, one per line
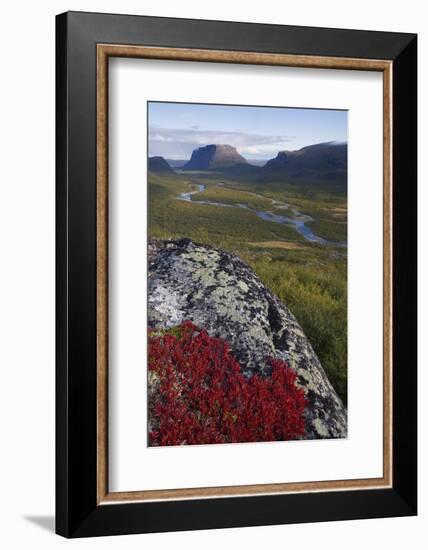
148,321,307,446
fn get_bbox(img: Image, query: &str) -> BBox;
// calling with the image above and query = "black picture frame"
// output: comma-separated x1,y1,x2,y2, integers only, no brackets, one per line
56,11,417,538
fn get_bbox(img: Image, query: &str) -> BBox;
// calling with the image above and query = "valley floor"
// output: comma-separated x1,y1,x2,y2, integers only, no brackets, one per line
148,171,348,404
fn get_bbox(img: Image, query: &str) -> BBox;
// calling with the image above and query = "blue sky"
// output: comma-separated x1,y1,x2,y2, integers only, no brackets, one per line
148,102,347,161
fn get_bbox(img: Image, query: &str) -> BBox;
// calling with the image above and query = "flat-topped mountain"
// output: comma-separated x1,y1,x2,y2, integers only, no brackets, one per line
155,141,347,181
148,156,175,174
263,141,347,179
183,144,249,170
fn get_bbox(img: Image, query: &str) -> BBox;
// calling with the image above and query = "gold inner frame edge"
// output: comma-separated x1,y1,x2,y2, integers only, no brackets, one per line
96,44,393,505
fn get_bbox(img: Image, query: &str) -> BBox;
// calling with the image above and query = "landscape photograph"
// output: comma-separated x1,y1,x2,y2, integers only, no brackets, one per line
147,101,348,446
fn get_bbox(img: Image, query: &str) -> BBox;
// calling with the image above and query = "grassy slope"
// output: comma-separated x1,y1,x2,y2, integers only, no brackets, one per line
242,246,347,403
148,171,348,404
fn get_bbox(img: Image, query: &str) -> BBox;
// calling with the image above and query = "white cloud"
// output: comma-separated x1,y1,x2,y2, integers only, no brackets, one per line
148,126,293,159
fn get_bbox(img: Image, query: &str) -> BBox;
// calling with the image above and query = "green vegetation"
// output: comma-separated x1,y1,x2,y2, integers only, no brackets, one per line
307,219,347,242
150,199,304,247
241,247,347,403
148,171,348,404
192,186,273,210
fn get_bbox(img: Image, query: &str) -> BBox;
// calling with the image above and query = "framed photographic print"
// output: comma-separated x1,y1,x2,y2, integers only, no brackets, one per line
56,11,417,537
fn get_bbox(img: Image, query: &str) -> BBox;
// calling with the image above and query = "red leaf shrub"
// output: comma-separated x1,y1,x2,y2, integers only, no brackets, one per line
148,322,307,446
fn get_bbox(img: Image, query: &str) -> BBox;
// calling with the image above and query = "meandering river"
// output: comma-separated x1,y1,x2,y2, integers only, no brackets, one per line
177,184,345,247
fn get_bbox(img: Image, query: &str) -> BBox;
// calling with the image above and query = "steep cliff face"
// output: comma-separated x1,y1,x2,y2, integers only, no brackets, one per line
148,238,347,439
183,144,248,170
263,141,347,180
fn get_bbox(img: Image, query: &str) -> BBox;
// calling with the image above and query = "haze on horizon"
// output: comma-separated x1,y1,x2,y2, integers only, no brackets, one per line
148,101,348,162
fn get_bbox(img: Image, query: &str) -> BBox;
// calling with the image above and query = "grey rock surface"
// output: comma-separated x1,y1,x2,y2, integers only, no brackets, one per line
148,238,347,439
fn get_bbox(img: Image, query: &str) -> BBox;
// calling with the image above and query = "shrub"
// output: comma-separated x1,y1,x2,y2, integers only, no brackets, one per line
148,321,307,446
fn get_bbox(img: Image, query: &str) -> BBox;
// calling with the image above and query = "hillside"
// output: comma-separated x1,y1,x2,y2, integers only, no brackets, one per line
148,170,348,403
148,238,347,439
263,141,347,180
148,156,175,174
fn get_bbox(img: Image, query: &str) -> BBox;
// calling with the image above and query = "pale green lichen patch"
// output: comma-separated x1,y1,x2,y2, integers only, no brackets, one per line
313,417,330,438
237,280,249,293
297,368,318,393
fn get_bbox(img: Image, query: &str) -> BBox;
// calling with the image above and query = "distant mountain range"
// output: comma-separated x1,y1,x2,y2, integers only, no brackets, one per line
166,157,268,168
263,142,347,179
148,156,175,174
149,141,347,181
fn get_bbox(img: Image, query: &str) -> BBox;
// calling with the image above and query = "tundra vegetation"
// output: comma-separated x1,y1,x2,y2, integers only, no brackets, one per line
148,322,307,446
148,170,347,405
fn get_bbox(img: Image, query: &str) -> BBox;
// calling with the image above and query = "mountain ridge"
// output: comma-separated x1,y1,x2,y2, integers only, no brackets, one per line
148,156,175,174
263,141,347,179
151,141,348,182
183,144,248,170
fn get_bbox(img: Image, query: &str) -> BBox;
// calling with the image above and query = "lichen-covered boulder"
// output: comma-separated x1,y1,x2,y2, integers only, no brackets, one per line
148,238,347,439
